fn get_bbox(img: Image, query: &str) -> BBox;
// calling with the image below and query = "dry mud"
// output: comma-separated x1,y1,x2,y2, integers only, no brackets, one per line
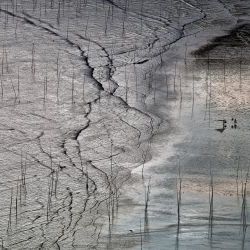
0,0,249,249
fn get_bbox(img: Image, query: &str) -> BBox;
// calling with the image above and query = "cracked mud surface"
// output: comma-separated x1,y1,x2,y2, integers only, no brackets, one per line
0,0,249,249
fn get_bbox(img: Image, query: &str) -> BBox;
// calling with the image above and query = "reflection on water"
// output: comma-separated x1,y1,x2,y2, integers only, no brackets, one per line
107,26,250,250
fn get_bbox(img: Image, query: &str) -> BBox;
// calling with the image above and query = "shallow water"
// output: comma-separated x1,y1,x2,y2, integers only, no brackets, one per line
0,0,249,249
106,2,250,249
